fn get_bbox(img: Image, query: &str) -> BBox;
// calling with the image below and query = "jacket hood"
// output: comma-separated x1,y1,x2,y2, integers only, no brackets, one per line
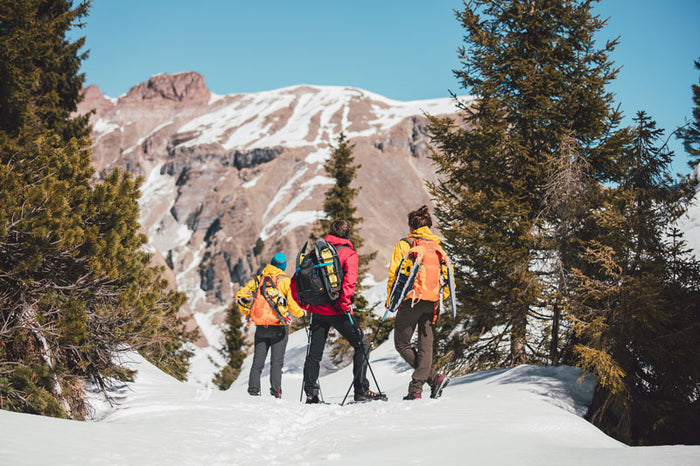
262,263,287,277
408,226,441,243
324,234,354,250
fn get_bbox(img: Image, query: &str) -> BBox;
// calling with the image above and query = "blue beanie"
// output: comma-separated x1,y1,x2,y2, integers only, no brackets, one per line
270,252,287,271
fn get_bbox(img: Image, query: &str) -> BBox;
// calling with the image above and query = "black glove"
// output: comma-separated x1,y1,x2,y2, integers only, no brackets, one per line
237,297,253,307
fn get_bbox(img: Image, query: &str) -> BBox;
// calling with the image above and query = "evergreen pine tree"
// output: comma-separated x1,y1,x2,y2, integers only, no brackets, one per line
429,0,626,370
313,134,385,362
570,112,700,445
314,133,364,245
213,302,247,390
677,59,700,171
0,0,193,419
0,0,91,141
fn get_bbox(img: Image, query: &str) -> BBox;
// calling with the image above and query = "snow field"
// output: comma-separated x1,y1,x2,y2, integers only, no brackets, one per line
2,328,699,465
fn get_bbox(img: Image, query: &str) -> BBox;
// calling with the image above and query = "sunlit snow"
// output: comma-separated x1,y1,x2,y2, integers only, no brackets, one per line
2,331,699,465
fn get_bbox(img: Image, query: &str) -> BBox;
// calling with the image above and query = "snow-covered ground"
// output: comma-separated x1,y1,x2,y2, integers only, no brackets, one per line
1,330,698,465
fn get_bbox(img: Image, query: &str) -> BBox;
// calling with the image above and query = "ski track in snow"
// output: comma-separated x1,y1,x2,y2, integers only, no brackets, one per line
2,330,699,465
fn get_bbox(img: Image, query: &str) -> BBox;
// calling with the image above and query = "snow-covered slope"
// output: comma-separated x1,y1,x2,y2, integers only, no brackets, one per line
1,331,698,465
175,84,458,150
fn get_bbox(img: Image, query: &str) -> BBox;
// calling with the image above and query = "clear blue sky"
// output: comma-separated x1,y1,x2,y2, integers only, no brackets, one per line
73,0,699,174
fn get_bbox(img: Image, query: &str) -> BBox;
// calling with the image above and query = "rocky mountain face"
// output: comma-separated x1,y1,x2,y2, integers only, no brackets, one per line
77,72,466,379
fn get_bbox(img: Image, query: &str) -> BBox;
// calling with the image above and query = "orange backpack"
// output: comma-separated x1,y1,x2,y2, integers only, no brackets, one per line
401,237,447,304
387,237,451,323
248,275,290,328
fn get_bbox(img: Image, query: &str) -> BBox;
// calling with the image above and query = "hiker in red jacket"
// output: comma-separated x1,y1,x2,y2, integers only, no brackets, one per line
291,219,381,403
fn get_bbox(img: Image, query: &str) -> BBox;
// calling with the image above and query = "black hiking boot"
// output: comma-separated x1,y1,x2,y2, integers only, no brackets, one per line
305,394,320,404
403,392,422,401
353,389,386,402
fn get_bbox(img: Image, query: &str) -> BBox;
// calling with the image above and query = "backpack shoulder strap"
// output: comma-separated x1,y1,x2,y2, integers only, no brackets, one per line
261,275,289,328
295,241,309,271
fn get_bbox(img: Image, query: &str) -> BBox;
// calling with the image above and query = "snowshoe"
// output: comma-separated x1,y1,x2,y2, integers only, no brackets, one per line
429,374,449,399
353,389,388,402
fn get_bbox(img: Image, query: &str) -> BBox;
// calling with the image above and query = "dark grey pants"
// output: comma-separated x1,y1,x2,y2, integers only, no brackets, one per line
394,299,437,394
303,313,371,396
248,325,288,397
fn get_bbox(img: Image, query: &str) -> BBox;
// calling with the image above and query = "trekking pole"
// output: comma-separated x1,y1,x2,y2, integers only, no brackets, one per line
340,311,387,406
300,314,313,402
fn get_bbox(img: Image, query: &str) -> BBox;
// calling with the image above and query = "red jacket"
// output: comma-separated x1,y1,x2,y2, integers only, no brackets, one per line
291,234,358,315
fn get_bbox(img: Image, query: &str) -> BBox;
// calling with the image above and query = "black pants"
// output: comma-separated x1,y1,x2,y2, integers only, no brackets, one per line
303,313,370,396
248,325,288,397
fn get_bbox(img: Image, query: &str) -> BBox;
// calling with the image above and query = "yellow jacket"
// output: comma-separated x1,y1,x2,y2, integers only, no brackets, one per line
386,226,451,306
236,264,305,324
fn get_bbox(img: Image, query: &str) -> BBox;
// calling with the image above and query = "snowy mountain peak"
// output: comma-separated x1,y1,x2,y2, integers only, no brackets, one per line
174,83,462,151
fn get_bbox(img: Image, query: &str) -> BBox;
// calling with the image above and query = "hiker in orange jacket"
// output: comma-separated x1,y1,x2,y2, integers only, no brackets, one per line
236,253,304,398
386,205,451,400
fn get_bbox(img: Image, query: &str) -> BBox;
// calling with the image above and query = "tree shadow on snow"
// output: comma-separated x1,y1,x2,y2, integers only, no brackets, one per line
448,365,595,416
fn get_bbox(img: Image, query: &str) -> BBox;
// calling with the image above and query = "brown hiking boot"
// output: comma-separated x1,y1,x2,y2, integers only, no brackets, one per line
354,389,385,402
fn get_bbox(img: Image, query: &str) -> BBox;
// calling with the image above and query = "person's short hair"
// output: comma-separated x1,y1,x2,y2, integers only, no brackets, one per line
408,205,432,231
329,219,352,239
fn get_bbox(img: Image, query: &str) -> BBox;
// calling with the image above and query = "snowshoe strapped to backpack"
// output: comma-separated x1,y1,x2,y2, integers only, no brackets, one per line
295,238,345,306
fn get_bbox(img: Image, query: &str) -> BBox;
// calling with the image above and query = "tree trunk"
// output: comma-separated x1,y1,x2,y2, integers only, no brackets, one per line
510,311,527,365
20,302,72,417
550,298,560,364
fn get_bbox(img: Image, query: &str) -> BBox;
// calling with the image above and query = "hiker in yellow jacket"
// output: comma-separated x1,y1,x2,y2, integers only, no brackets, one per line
236,253,304,398
386,205,451,400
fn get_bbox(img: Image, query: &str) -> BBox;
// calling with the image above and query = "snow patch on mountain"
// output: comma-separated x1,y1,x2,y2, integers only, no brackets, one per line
266,177,334,241
137,163,190,254
208,92,225,105
123,120,174,155
305,148,332,164
262,166,309,222
174,85,462,151
91,118,121,143
242,173,263,188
